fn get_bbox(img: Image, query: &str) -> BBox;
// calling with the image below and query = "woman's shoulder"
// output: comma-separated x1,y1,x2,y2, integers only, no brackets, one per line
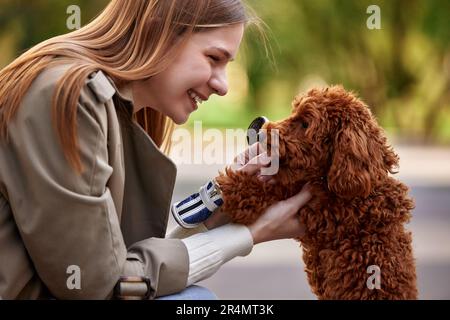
23,63,74,105
25,63,116,105
18,63,117,125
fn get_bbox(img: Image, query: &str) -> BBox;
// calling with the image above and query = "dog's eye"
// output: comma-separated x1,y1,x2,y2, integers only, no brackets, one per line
301,122,309,129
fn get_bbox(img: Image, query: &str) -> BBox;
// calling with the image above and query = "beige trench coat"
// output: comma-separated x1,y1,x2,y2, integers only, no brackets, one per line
0,64,189,299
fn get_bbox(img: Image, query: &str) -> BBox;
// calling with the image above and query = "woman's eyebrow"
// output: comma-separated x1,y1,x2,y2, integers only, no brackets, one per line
211,46,235,61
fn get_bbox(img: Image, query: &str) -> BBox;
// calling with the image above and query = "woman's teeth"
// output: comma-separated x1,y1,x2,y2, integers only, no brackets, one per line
188,90,204,104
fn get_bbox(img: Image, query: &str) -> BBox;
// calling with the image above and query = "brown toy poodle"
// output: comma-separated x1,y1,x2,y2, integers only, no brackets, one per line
215,85,417,300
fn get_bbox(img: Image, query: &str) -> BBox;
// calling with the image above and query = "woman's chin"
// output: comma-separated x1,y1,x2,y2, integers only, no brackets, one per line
170,112,190,125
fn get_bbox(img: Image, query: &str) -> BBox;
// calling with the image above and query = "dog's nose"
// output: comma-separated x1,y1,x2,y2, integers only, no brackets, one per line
257,130,267,143
247,116,269,144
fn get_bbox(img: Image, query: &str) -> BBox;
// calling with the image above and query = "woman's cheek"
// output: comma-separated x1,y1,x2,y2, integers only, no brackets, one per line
195,61,213,83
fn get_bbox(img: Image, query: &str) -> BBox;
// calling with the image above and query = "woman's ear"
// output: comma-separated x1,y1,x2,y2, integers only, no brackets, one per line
327,125,372,199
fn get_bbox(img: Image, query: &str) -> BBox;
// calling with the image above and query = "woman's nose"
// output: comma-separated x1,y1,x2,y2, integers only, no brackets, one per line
209,71,228,96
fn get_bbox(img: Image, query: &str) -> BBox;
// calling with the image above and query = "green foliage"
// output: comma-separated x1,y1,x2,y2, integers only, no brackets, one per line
237,0,449,144
0,0,448,143
0,0,108,52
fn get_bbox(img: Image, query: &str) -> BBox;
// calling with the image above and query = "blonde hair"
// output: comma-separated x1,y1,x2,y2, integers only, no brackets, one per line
0,0,259,173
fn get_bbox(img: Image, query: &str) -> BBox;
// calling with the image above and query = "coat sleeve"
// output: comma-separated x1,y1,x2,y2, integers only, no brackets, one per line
4,67,188,299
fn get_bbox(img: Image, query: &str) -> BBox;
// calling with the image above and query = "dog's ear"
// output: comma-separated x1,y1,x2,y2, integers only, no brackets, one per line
327,124,372,199
327,119,399,199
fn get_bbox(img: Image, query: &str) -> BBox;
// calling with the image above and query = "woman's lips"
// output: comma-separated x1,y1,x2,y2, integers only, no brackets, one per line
187,92,198,111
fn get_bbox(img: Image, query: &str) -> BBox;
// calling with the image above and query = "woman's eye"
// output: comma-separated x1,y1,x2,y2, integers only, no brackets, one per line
208,55,221,62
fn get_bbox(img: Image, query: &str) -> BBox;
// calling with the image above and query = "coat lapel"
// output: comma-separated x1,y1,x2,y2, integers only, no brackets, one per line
119,109,177,247
99,72,177,247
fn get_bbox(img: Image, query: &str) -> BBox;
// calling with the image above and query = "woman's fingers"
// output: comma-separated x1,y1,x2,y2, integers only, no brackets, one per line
233,142,263,166
257,175,277,185
283,183,312,213
257,175,272,182
230,142,269,172
239,152,271,175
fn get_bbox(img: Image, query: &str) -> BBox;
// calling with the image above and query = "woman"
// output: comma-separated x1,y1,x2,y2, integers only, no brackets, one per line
0,0,311,300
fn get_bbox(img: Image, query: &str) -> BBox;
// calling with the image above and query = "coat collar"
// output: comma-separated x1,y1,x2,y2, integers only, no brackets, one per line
115,83,134,106
89,71,134,109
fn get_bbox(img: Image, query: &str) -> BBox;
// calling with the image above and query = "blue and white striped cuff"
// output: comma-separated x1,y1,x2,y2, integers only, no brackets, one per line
171,180,224,229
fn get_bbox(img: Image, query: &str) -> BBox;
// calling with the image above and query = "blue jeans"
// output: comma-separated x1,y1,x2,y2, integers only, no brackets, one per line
155,285,218,300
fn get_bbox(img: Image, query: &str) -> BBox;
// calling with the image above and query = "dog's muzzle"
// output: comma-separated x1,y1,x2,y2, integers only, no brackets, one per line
247,116,269,145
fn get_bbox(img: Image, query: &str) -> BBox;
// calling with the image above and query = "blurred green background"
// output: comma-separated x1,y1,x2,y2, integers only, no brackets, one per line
1,0,449,143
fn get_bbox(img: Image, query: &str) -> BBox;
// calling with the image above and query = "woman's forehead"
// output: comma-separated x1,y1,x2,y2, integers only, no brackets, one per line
191,24,244,57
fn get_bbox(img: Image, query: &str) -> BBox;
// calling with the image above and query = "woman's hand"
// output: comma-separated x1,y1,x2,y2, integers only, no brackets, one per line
206,143,311,242
203,207,232,230
231,142,274,183
247,184,312,244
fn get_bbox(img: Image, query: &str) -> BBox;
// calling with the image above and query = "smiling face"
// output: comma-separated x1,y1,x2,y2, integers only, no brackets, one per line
131,23,244,124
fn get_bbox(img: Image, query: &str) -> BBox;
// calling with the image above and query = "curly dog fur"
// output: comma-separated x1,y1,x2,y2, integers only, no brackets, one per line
216,86,417,299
